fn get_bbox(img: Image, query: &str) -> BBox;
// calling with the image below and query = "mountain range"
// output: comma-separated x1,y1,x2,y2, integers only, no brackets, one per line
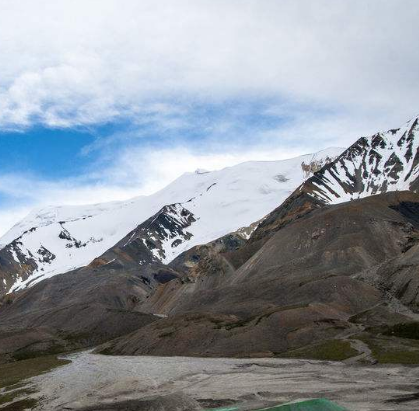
0,148,341,295
1,115,419,365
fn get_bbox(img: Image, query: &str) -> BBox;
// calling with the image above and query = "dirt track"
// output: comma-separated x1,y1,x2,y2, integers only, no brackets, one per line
30,351,419,411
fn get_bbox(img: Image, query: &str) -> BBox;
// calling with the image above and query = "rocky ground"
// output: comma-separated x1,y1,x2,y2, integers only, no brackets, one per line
12,351,419,411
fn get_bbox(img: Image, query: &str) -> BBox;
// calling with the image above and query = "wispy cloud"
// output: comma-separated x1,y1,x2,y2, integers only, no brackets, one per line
0,97,414,236
0,105,383,237
0,0,418,236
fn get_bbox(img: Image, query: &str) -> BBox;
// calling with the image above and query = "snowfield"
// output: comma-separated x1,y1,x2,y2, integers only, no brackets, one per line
1,148,342,292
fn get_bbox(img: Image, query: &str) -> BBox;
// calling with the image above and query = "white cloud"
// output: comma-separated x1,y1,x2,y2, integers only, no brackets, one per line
0,0,418,129
0,0,418,236
0,207,32,241
0,174,142,237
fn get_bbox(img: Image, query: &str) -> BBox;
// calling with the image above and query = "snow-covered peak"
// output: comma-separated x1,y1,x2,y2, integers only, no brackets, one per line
0,147,342,294
301,116,419,204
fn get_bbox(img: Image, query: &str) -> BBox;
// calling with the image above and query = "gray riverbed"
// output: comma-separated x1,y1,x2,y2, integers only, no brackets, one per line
29,351,419,410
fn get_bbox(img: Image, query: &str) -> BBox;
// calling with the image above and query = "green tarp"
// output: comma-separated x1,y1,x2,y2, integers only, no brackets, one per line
208,398,347,411
257,398,347,411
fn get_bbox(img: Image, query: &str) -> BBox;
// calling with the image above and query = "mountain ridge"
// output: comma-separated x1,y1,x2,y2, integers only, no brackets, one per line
3,115,419,363
299,116,419,204
0,148,341,295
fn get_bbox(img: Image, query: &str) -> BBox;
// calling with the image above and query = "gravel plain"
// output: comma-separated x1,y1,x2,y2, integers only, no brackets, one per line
29,351,419,411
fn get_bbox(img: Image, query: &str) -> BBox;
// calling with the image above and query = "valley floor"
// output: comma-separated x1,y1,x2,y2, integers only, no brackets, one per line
22,351,419,411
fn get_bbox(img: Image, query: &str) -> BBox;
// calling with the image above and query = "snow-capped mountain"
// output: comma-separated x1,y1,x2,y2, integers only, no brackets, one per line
302,116,419,204
0,148,341,294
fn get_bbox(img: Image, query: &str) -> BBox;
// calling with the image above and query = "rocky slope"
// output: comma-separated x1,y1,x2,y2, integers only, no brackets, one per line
97,191,419,357
3,190,419,362
0,148,341,296
0,205,252,362
89,117,419,358
301,115,419,204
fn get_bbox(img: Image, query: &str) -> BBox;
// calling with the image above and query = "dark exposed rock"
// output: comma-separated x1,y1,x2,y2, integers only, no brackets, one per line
0,241,39,295
297,117,419,204
37,246,55,263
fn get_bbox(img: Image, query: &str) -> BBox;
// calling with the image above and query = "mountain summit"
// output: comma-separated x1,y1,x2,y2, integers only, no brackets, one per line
0,148,341,295
301,115,419,204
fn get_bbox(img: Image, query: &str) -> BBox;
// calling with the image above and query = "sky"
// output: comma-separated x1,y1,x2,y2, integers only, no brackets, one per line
0,0,418,237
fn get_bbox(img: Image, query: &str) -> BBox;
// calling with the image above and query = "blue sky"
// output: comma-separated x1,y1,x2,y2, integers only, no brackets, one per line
0,0,418,236
0,99,308,184
0,127,95,178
